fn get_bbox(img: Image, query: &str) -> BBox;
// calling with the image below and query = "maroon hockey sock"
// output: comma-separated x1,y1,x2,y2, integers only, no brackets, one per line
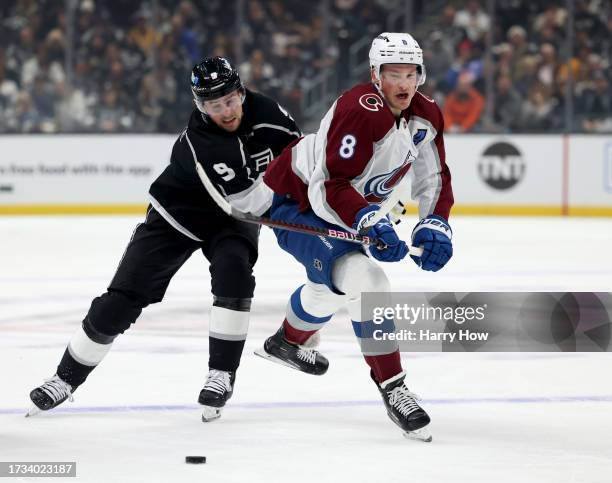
282,319,318,345
364,351,403,383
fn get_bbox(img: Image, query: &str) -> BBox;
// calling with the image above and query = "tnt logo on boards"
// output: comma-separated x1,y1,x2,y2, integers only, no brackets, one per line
478,141,525,190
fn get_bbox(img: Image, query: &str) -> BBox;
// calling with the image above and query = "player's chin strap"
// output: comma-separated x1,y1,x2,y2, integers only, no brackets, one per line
192,153,423,257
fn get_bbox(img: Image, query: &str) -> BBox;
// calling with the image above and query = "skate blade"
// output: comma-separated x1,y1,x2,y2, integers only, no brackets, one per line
201,406,222,422
25,405,42,418
403,427,432,443
254,348,303,373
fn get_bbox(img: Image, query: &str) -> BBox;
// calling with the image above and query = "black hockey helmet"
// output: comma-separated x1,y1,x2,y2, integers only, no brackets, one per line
190,56,243,104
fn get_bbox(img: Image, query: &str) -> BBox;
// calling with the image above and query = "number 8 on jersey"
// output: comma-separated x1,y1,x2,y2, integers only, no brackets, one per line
339,134,357,159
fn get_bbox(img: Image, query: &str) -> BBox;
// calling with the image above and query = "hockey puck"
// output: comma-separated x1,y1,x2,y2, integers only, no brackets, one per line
185,456,206,464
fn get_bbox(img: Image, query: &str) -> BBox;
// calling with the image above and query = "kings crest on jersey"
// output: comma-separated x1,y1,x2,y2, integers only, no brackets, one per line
148,89,301,241
264,82,453,232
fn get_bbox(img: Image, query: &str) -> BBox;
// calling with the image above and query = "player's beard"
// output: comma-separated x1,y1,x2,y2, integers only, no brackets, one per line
218,112,242,132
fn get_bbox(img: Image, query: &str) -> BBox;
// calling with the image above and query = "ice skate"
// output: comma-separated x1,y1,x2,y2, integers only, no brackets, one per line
198,369,236,422
254,327,328,375
373,371,432,442
26,375,75,417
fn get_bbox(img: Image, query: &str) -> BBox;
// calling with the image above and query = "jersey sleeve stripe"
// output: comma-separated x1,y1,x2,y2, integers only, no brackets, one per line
252,123,302,138
237,138,247,167
225,179,273,215
317,157,352,229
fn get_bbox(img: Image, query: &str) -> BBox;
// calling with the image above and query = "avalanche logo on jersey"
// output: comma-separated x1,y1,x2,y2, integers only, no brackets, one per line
364,161,412,203
412,128,427,146
359,93,384,112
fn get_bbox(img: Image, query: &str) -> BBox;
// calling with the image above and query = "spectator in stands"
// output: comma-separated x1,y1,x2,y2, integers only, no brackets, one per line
135,74,162,132
6,26,36,78
239,49,276,94
536,43,559,89
242,0,274,57
513,54,539,97
442,71,484,133
444,42,483,93
578,71,612,133
21,44,65,90
520,82,557,132
437,4,465,49
152,49,179,132
495,0,535,35
453,0,490,45
30,73,57,129
423,31,453,84
128,10,160,59
506,25,529,74
492,42,513,80
492,74,522,132
0,49,19,131
13,91,40,133
96,86,134,132
168,13,201,64
574,0,608,41
55,79,95,132
532,3,566,49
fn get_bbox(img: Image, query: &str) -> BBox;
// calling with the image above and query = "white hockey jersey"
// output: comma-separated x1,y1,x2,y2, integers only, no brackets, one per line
264,82,453,231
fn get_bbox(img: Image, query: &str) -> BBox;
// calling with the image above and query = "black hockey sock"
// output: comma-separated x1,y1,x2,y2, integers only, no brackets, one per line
56,348,97,388
208,337,246,372
207,297,250,372
56,318,116,388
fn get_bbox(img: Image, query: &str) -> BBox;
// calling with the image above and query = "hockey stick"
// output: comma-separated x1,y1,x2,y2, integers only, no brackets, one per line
194,157,423,256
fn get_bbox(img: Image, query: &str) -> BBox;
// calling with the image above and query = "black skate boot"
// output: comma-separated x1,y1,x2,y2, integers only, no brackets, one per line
254,327,328,375
198,369,236,422
373,371,432,442
27,375,75,417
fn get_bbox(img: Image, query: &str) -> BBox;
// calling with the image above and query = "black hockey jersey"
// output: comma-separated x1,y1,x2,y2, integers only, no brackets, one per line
148,89,301,241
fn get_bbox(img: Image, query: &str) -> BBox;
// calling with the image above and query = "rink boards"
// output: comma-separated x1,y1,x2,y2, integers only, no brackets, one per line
0,134,610,216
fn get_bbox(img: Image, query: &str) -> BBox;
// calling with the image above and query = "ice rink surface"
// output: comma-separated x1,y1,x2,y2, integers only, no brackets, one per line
1,215,612,482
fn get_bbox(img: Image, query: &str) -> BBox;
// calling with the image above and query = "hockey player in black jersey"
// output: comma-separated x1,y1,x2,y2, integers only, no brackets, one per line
27,56,301,421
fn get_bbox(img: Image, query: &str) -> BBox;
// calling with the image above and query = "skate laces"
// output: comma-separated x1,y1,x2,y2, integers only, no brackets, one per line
41,375,74,403
296,347,317,365
203,370,232,395
388,385,421,417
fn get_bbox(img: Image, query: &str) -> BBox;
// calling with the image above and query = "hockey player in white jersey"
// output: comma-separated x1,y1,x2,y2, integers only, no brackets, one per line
255,33,454,441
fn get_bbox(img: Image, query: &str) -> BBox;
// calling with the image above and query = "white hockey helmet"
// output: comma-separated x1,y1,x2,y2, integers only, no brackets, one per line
369,32,426,86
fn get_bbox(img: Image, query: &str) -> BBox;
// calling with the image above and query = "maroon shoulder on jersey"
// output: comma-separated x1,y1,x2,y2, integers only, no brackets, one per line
321,83,399,225
264,83,396,216
406,91,443,130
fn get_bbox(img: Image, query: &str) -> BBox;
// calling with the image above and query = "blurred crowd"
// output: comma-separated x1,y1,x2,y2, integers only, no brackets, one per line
0,0,610,134
423,0,611,133
0,0,387,133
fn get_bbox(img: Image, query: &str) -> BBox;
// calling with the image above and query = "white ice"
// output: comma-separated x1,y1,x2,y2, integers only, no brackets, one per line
1,216,612,483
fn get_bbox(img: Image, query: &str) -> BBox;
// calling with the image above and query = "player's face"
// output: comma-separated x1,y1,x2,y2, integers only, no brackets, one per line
377,64,419,114
203,90,244,132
